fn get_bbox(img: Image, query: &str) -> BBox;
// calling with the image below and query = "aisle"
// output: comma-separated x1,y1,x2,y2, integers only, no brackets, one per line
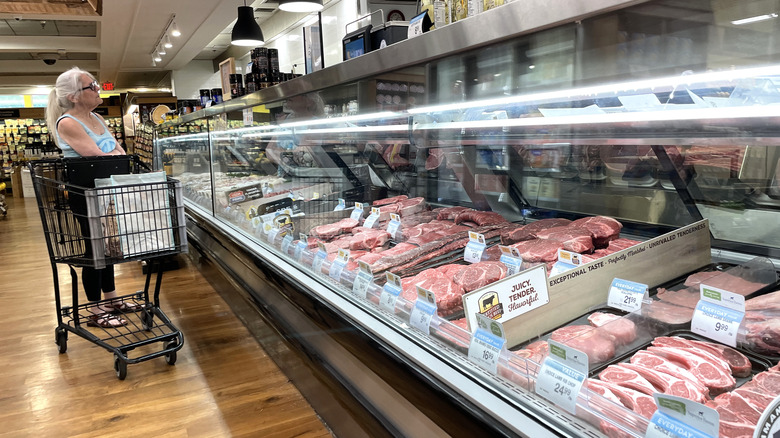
0,197,332,438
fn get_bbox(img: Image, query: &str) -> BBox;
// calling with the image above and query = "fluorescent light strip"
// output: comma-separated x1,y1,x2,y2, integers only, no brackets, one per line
408,64,780,115
414,105,780,131
731,13,778,25
279,111,402,128
242,130,294,139
295,124,408,135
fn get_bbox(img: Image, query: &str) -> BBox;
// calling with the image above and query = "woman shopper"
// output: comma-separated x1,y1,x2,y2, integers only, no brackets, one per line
45,66,134,328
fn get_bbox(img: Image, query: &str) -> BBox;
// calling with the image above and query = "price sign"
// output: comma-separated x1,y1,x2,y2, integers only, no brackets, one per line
464,231,487,263
499,245,524,276
350,202,365,221
408,11,426,39
607,278,648,312
387,213,402,240
329,249,349,281
646,394,718,438
468,313,506,374
281,234,294,255
691,285,745,347
380,272,402,313
535,340,587,414
334,198,346,211
243,108,253,126
363,207,381,229
352,261,374,299
311,244,327,275
409,286,437,335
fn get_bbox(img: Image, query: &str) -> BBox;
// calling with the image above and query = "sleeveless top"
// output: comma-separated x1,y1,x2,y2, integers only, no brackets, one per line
55,113,116,158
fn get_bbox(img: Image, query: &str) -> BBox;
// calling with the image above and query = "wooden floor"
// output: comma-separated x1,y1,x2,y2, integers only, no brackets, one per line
0,196,333,438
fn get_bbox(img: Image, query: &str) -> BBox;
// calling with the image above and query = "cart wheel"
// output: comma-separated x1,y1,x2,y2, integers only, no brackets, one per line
141,310,154,331
164,339,178,365
54,328,67,354
114,354,127,380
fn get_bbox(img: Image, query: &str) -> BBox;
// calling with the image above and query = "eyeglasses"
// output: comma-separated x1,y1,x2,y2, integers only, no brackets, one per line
81,81,100,92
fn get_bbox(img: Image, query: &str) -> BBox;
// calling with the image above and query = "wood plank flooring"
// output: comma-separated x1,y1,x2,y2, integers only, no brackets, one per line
0,196,333,438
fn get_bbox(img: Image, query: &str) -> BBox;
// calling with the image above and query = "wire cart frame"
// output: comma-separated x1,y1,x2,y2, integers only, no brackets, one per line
29,156,187,380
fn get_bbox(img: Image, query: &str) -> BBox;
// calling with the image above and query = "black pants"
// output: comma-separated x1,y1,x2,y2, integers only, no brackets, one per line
71,191,116,302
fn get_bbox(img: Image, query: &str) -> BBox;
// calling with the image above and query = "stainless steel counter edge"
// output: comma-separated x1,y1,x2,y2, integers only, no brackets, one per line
183,201,601,437
165,0,647,125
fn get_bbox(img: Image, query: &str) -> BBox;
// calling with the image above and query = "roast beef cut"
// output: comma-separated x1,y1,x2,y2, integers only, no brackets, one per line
401,269,466,317
587,312,636,345
536,226,595,253
503,218,571,243
550,325,616,364
372,195,407,206
398,197,426,217
598,364,657,395
511,239,564,263
646,346,736,395
570,216,622,248
309,217,360,240
454,210,508,226
607,238,641,251
436,206,471,221
619,363,707,403
348,229,391,251
452,261,507,292
436,263,469,279
629,350,709,396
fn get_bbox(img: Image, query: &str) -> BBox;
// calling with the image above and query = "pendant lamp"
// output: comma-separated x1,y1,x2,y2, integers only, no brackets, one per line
278,0,323,13
231,1,264,46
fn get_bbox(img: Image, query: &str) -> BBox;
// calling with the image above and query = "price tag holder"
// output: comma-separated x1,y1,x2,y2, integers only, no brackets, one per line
350,202,365,221
468,313,506,374
408,11,427,39
329,249,349,281
646,394,718,438
499,245,524,276
267,226,280,245
607,278,648,312
334,198,346,211
363,207,381,229
380,272,402,313
352,261,374,300
535,340,587,414
409,286,437,335
691,285,745,347
281,234,294,255
464,232,487,263
387,213,402,240
311,243,327,275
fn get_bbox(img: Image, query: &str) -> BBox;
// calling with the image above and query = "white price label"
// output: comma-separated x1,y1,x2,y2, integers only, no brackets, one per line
607,278,648,312
499,245,524,276
311,251,327,275
294,241,307,262
468,314,506,374
363,211,380,229
352,271,373,299
281,234,294,255
409,298,436,335
380,282,401,313
350,203,364,221
691,285,745,347
387,214,402,239
465,233,487,263
408,13,425,39
334,198,346,211
329,259,346,281
243,108,253,126
646,394,719,438
535,341,587,414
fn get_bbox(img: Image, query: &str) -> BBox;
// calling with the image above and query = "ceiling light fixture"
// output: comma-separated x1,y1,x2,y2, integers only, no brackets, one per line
278,0,323,13
163,35,173,49
231,0,264,46
149,14,180,66
731,13,778,25
151,54,157,66
153,51,162,62
158,43,166,56
170,21,181,37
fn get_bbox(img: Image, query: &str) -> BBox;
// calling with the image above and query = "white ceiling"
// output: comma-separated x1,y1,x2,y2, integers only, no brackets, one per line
0,0,280,94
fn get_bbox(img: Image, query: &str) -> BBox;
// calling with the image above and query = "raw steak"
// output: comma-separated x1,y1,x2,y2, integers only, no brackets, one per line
454,210,508,226
647,346,736,395
381,144,411,169
734,387,775,411
309,217,360,240
376,203,400,221
436,263,469,279
752,370,780,393
348,229,391,251
713,391,762,424
482,245,503,262
656,287,700,308
570,216,622,248
746,290,780,312
504,218,571,243
401,269,465,317
550,325,616,364
619,363,707,403
426,148,446,170
436,206,471,221
630,350,709,396
586,379,623,405
592,380,658,419
640,300,695,325
651,336,739,377
511,239,564,263
741,315,780,356
599,364,657,395
372,195,407,206
718,421,756,438
688,339,752,378
587,312,637,345
685,271,767,296
608,238,641,251
452,261,507,292
535,226,595,253
398,197,426,217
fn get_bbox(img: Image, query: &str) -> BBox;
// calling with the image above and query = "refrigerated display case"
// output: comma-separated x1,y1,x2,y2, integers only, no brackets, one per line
156,0,780,436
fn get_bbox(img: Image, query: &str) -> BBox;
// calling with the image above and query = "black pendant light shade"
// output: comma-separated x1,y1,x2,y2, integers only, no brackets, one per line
231,5,264,46
278,0,323,13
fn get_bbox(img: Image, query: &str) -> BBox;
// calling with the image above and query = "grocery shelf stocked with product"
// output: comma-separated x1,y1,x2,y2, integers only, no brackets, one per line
156,0,780,436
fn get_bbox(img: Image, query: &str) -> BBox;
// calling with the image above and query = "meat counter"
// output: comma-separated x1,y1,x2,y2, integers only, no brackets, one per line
156,0,780,436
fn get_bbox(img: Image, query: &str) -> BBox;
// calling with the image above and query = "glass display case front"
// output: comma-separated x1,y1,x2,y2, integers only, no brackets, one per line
157,0,780,436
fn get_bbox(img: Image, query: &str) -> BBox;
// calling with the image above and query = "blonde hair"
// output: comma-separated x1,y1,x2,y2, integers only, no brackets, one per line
45,67,96,146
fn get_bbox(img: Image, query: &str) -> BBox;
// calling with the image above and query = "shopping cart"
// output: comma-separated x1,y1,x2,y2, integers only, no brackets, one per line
28,155,187,380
